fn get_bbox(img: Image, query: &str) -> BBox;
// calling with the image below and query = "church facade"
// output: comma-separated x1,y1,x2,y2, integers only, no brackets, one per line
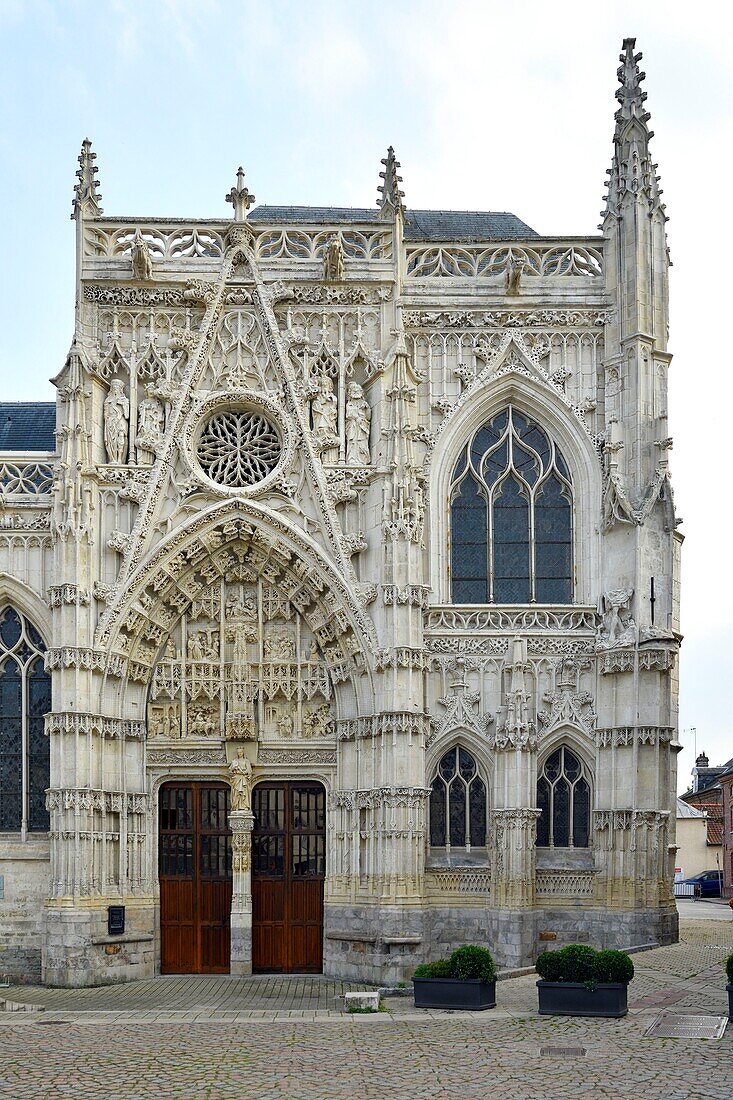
0,39,681,987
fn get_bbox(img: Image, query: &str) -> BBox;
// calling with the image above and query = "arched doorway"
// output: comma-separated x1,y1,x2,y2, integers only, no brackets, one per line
159,781,232,973
251,781,326,973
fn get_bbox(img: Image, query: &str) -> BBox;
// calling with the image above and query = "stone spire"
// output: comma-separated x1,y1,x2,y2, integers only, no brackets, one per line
601,38,665,223
72,138,103,220
226,167,256,221
377,146,406,220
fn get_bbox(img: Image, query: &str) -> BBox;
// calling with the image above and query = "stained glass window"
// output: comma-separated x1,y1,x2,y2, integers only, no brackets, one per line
0,607,50,832
429,746,487,850
536,746,590,848
449,406,573,604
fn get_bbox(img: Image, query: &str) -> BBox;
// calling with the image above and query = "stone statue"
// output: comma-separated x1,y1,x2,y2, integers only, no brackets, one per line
345,381,371,465
323,233,345,281
168,709,181,739
311,374,338,450
505,256,523,296
598,588,637,649
229,748,253,812
103,379,129,464
277,713,294,739
136,391,164,453
131,228,154,281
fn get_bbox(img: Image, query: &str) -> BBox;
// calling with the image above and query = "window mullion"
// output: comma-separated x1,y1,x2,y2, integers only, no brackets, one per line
529,489,537,603
21,656,28,840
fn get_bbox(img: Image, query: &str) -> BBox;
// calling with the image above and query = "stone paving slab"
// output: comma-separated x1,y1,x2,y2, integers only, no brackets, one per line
1,919,731,1098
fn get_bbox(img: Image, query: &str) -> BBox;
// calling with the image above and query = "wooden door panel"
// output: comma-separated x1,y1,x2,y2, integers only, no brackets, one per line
159,783,231,974
252,782,325,973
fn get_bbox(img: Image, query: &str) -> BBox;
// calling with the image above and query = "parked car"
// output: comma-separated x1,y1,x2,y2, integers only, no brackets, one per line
681,870,723,897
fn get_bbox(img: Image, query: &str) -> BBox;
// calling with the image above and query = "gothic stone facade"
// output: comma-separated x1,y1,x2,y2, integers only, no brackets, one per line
0,40,681,986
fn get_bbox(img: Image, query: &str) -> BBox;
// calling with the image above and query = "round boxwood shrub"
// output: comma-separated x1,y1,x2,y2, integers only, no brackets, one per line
593,949,634,984
413,959,452,979
725,952,733,985
449,945,496,983
535,944,634,984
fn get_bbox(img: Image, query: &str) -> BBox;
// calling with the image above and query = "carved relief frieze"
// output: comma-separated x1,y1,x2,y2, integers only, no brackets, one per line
48,584,91,607
597,726,675,748
258,748,337,765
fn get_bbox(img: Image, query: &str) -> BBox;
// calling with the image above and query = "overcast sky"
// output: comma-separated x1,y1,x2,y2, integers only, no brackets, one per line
1,0,730,791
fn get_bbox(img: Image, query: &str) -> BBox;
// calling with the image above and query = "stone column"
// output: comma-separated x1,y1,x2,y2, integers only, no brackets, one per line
229,809,254,975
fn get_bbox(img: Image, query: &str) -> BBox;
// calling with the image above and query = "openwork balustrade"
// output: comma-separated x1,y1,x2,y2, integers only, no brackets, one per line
0,461,54,497
535,869,596,898
406,241,603,279
426,868,492,895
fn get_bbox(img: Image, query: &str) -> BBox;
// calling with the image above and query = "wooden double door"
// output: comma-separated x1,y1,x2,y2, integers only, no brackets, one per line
252,782,326,973
159,782,232,974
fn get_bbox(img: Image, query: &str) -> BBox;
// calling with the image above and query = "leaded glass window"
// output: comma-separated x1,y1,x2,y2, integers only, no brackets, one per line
0,607,50,832
449,406,573,604
536,746,590,848
429,747,487,851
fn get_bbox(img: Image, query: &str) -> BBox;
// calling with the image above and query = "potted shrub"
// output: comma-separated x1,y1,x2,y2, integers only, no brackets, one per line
725,952,733,1020
412,945,496,1010
536,944,634,1018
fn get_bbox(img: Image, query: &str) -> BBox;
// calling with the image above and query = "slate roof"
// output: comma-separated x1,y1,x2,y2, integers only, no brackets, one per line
249,206,538,240
0,403,56,452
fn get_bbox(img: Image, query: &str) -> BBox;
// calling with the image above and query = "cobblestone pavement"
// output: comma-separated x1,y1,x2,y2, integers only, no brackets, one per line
1,917,731,1099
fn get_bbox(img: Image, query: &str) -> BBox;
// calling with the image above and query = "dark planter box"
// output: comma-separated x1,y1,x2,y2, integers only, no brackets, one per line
412,977,496,1010
727,983,733,1021
537,980,628,1018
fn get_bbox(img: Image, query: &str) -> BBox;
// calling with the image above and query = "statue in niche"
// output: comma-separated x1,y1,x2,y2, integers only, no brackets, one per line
187,631,204,661
148,708,166,738
264,628,296,662
164,637,178,661
103,379,130,464
137,390,165,454
307,639,320,662
345,381,371,466
302,703,333,740
229,748,253,812
277,713,294,739
131,228,154,281
597,588,637,649
311,374,338,450
323,233,345,281
168,708,181,739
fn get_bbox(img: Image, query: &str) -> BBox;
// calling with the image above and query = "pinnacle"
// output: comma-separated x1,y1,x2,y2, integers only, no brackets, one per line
226,166,256,221
377,146,406,220
72,137,103,220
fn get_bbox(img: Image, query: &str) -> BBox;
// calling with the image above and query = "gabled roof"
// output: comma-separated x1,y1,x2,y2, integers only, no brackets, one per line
676,797,706,819
0,403,56,452
248,205,539,241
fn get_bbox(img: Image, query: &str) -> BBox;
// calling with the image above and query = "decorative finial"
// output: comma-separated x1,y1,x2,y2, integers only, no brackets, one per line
226,166,256,221
377,146,406,220
600,39,665,225
615,38,650,125
72,138,103,221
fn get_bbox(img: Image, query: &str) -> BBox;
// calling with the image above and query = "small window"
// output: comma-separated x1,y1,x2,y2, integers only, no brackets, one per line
536,746,590,849
429,747,487,851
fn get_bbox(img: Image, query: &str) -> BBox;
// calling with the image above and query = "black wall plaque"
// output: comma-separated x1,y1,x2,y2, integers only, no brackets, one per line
107,905,125,936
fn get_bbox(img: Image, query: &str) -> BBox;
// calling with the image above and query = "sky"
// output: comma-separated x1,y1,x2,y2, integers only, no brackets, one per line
0,0,731,791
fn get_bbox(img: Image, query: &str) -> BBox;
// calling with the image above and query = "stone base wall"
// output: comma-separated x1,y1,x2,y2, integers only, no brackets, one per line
42,902,156,987
0,838,50,983
323,904,426,984
324,901,679,981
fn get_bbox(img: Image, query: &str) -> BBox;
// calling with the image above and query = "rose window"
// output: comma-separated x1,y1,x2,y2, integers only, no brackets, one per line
197,410,281,487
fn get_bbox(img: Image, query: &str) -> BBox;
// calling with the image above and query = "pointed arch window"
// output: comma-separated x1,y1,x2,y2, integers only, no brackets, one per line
429,746,487,851
450,406,573,604
536,746,590,848
0,607,50,832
